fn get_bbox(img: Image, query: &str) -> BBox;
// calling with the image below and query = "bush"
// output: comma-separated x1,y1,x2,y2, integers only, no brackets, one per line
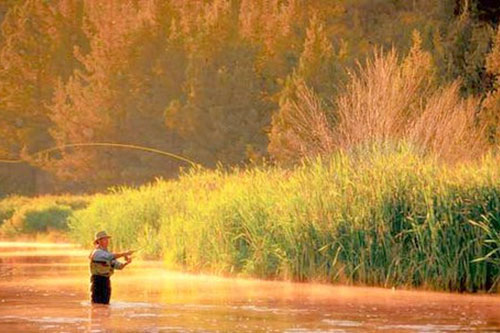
23,204,73,233
0,195,89,237
0,196,31,227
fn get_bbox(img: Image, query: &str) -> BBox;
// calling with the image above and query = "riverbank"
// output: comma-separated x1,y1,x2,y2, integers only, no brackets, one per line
0,195,89,242
2,144,500,292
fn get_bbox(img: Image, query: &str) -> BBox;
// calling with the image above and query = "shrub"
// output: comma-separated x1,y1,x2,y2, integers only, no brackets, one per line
0,195,89,237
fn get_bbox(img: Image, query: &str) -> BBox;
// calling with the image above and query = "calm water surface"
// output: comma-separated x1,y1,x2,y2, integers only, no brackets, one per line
0,241,500,332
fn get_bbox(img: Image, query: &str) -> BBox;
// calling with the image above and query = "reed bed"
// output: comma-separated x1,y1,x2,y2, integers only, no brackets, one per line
67,143,500,292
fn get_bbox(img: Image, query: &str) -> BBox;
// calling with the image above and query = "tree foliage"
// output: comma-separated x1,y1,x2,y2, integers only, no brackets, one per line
0,0,498,194
483,27,500,144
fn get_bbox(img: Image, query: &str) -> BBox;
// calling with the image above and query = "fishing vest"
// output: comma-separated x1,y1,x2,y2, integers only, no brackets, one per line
89,249,115,277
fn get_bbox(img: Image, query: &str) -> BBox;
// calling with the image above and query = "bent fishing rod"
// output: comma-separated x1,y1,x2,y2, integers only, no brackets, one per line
0,142,199,167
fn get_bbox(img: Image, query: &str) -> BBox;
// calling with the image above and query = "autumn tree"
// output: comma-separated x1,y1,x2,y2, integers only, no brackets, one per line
0,0,86,192
0,0,497,195
104,0,188,182
239,0,305,96
431,0,496,96
0,0,83,156
165,0,270,166
48,1,193,188
49,0,151,185
483,27,500,145
0,0,21,26
268,15,343,162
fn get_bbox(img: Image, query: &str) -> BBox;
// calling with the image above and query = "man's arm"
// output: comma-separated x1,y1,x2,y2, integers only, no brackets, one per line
111,255,132,270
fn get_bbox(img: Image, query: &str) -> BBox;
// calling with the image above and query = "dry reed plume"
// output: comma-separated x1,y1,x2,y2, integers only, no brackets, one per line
286,32,492,163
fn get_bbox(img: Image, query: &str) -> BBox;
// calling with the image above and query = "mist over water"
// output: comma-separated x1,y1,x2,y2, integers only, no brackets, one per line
1,242,500,332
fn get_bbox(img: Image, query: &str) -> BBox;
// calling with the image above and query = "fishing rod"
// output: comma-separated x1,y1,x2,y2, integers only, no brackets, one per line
129,246,146,254
0,142,199,167
128,230,155,256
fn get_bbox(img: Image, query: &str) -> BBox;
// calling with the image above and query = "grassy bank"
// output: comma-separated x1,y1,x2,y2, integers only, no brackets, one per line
0,195,89,240
64,144,500,292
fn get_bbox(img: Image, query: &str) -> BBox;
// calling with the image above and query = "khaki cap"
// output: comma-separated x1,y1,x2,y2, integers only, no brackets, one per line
94,230,111,242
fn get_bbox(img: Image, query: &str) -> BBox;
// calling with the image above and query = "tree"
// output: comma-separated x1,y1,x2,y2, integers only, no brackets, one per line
1,1,59,157
165,1,270,166
0,0,86,192
239,0,305,98
268,15,343,162
483,27,500,145
113,0,188,182
431,0,496,96
0,0,21,27
49,0,191,187
49,0,152,185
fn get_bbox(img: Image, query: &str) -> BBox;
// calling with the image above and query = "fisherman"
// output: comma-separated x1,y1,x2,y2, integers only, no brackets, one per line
89,231,134,304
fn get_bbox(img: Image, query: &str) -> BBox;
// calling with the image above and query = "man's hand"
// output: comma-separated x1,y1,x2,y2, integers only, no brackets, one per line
125,256,132,264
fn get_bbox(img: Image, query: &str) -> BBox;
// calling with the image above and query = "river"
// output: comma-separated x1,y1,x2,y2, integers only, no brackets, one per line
0,241,499,332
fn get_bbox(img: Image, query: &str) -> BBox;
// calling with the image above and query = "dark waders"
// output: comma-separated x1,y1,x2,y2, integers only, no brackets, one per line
90,275,111,304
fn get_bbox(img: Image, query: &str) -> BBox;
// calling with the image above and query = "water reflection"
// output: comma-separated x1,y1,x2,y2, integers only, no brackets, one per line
87,304,110,332
0,241,500,332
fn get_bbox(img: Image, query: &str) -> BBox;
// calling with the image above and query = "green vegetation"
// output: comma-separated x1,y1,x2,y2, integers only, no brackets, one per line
0,0,499,294
66,144,500,292
0,196,88,237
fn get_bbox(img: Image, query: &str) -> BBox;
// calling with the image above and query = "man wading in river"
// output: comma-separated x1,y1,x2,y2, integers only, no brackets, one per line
89,231,134,304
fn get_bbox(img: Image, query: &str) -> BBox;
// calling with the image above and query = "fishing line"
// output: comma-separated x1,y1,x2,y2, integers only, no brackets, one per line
0,142,199,167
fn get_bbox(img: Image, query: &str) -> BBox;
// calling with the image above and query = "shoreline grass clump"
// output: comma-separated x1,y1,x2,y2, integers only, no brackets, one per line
67,143,500,292
0,196,89,238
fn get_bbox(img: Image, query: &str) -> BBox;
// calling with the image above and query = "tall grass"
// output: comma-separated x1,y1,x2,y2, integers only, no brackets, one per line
69,143,500,292
336,48,488,162
275,32,492,163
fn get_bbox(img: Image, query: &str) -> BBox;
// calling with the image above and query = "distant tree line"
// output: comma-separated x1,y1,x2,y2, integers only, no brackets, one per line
0,0,499,196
